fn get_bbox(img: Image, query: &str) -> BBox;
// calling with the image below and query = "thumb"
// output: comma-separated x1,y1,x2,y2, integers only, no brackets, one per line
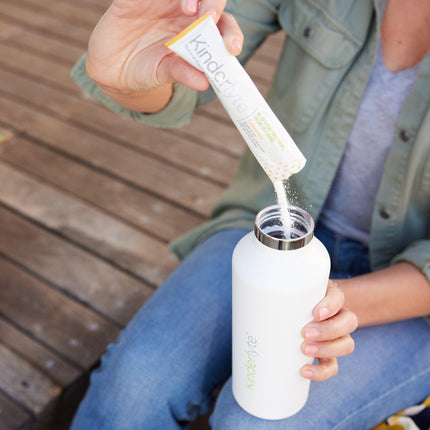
158,54,210,91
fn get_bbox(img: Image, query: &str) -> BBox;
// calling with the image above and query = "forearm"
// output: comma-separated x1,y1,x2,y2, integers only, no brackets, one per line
338,262,430,327
96,83,173,113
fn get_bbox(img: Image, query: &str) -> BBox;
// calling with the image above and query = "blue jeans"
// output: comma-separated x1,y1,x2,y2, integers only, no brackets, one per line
71,227,430,430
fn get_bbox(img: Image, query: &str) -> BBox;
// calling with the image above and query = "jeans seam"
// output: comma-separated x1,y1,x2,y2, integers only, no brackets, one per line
331,365,430,430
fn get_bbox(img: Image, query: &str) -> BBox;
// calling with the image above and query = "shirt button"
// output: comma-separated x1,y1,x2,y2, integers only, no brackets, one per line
303,27,312,38
399,129,410,142
379,208,391,219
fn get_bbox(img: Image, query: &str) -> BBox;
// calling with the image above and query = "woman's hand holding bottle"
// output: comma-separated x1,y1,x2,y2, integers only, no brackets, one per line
301,281,358,381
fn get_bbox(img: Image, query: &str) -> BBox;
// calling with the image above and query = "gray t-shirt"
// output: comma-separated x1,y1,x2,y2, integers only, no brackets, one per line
319,42,420,245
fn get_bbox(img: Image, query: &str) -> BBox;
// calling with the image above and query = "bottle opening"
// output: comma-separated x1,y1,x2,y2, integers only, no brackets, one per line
254,205,314,250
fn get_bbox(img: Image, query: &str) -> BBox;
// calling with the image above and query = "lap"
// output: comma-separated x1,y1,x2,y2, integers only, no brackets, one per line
71,228,248,429
72,224,430,429
211,317,430,430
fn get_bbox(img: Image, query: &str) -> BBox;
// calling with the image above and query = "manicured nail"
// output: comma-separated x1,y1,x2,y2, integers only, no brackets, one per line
318,307,329,320
302,368,313,379
304,326,319,340
304,343,317,355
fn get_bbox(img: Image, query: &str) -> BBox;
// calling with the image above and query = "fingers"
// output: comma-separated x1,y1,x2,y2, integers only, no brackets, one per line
181,0,227,19
181,0,199,15
218,12,244,55
301,335,355,359
181,0,242,56
198,0,227,20
299,280,358,382
301,358,338,382
313,280,345,321
303,308,358,342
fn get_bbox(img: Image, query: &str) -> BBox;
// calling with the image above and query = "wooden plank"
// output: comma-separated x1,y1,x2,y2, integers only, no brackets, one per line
177,114,244,158
0,19,22,42
0,127,14,144
56,0,109,14
0,390,32,430
0,2,89,47
0,137,202,243
245,57,275,87
0,206,153,327
0,66,238,186
0,255,120,368
0,162,177,286
0,45,241,170
0,68,241,166
5,0,103,29
253,35,285,65
0,318,81,387
0,26,276,159
0,94,223,217
0,17,84,66
0,7,271,91
0,391,34,430
3,0,279,57
0,44,77,93
0,0,280,87
0,344,61,416
197,98,232,124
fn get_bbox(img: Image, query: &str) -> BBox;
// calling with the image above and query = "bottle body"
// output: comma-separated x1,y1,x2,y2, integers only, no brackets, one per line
232,206,330,420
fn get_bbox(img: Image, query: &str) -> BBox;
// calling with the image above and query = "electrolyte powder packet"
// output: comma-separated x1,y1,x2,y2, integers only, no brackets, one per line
167,14,306,231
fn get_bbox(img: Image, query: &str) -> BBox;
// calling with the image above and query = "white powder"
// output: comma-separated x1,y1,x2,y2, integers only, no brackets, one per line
273,180,291,238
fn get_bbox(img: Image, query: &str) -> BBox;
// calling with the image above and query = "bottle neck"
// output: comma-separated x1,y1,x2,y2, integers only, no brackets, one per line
254,205,314,251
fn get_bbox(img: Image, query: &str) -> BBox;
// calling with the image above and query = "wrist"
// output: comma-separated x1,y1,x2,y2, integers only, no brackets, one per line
98,83,174,113
334,263,430,327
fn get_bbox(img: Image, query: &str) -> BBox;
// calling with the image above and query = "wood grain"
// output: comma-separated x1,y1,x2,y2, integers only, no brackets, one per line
0,255,120,368
0,391,32,430
0,136,202,243
0,94,223,217
0,344,61,415
0,317,81,387
0,162,178,285
0,206,153,326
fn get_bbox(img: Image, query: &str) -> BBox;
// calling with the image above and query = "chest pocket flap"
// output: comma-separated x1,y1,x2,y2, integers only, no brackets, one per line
270,0,372,134
279,0,364,68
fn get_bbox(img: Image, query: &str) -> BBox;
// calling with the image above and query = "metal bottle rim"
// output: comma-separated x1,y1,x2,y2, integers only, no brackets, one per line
254,205,314,250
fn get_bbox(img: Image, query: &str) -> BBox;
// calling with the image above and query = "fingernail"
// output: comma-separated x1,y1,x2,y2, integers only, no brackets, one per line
304,343,317,355
185,0,197,13
318,307,329,320
304,326,319,340
232,37,242,52
302,368,313,378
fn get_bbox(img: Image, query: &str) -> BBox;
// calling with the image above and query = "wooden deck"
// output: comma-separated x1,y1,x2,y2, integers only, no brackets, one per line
0,0,283,428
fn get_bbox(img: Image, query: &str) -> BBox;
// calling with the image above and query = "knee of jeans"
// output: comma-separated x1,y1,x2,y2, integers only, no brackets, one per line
91,338,213,425
85,342,178,420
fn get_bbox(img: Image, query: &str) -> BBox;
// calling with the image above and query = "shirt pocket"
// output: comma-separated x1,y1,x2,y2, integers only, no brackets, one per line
271,0,367,134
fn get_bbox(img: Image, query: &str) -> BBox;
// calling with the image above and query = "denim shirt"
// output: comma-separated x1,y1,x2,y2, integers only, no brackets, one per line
71,0,430,281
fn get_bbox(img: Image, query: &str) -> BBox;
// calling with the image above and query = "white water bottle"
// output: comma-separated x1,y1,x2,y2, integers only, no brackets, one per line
232,205,330,420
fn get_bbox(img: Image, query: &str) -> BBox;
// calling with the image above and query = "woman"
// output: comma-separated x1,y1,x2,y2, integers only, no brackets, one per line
70,0,430,428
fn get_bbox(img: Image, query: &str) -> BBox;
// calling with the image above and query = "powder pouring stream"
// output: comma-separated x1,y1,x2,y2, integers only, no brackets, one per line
166,13,306,233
